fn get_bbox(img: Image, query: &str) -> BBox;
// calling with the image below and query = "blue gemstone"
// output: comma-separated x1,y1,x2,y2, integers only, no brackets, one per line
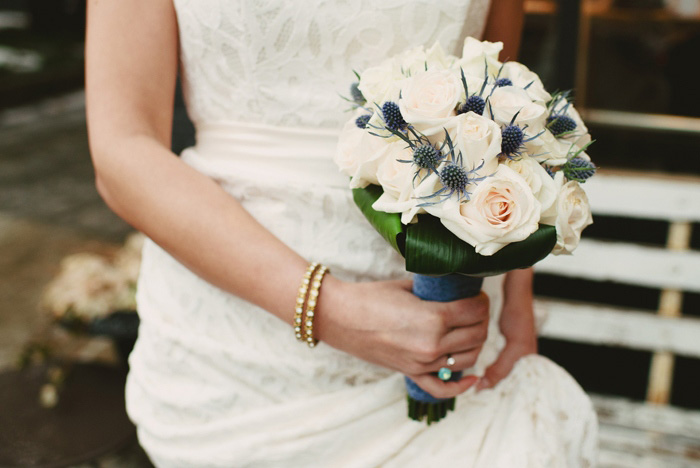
438,367,452,381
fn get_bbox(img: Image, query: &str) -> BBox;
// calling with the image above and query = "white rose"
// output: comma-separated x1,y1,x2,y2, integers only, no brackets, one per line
525,130,572,167
358,61,401,107
489,86,547,130
505,156,558,218
443,111,501,178
500,62,551,103
424,165,540,256
550,180,593,255
334,114,386,188
399,69,461,135
372,142,424,224
398,42,452,75
457,37,503,76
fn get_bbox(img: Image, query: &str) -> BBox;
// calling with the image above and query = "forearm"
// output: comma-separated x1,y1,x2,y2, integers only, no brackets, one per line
499,267,537,348
91,135,312,325
482,0,525,61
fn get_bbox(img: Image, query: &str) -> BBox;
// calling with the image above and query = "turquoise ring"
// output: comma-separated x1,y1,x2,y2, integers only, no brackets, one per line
437,367,452,381
438,355,456,381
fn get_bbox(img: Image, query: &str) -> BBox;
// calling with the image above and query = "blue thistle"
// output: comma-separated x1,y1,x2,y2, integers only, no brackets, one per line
381,101,406,132
495,77,513,87
543,165,556,178
459,95,486,116
547,114,577,137
501,125,524,156
355,114,371,129
457,66,489,116
350,82,365,105
439,163,470,194
413,144,441,170
563,157,596,182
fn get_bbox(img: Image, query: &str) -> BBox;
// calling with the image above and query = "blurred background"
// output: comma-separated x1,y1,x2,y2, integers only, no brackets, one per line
1,0,700,466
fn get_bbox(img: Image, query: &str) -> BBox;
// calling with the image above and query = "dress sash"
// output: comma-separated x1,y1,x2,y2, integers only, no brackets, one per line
181,120,348,188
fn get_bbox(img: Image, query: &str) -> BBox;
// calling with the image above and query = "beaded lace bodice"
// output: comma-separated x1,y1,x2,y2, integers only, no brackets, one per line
173,0,492,128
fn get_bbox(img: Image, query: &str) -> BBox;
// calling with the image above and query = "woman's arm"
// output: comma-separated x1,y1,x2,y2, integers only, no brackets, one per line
482,0,525,61
476,0,538,391
85,0,490,398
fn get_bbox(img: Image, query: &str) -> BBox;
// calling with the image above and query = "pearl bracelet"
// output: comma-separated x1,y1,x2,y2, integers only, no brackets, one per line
294,262,319,341
303,264,329,348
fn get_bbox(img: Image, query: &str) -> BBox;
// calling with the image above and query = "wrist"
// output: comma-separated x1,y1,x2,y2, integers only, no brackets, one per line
312,273,347,345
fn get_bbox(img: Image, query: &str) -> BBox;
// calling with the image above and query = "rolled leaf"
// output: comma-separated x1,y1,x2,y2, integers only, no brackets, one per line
353,184,557,276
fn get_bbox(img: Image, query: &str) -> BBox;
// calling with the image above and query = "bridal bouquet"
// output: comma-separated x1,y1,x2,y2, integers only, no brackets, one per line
334,38,595,424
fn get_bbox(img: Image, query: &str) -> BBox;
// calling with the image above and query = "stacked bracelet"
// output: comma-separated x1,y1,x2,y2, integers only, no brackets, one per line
294,262,319,341
303,265,329,348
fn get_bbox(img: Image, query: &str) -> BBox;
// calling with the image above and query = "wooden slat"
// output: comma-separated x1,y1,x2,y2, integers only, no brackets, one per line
536,299,700,358
599,428,700,468
594,395,700,467
647,222,691,405
581,109,700,135
536,239,700,293
592,395,700,438
585,172,700,222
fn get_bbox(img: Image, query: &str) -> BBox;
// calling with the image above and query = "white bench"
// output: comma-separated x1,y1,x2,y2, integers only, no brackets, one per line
534,169,700,467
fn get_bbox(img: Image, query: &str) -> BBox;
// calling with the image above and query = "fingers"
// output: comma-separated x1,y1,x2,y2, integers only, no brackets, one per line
440,291,490,328
408,373,479,400
438,324,487,355
421,348,481,373
475,342,535,391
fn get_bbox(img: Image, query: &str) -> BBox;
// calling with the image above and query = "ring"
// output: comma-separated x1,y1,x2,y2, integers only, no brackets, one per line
438,354,455,381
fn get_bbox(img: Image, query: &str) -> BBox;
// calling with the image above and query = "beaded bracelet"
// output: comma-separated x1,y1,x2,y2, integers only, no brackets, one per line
303,264,329,348
294,262,319,341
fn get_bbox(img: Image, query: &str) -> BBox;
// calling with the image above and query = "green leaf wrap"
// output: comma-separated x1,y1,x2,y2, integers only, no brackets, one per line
352,184,557,276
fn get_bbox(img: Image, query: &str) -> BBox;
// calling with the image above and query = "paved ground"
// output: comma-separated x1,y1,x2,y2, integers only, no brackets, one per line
0,92,152,467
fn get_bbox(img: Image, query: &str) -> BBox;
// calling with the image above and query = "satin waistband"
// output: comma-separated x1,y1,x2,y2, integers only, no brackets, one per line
182,120,348,188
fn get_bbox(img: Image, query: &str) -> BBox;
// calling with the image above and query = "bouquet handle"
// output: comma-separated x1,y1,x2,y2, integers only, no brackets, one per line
406,274,483,424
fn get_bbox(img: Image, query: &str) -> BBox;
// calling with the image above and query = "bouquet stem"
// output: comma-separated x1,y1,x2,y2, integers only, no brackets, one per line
406,273,483,424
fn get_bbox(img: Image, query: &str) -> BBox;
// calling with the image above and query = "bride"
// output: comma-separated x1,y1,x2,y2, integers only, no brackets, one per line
85,0,598,466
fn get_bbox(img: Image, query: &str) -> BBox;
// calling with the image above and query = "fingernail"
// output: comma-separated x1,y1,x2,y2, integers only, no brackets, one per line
476,377,490,391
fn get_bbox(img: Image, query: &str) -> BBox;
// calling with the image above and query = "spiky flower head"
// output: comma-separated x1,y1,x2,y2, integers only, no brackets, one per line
459,95,486,116
413,144,440,170
501,125,524,156
563,157,596,182
547,114,577,137
381,101,407,132
439,163,469,193
543,165,556,179
355,114,371,129
350,82,365,105
495,77,513,87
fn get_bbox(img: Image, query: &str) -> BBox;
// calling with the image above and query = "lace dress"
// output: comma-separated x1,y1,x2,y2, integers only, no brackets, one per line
125,1,599,466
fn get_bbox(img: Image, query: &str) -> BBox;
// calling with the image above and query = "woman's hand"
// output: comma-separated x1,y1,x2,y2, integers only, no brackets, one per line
315,277,490,399
476,268,538,391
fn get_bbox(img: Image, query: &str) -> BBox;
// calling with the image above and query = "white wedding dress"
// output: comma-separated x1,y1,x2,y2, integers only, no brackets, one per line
125,1,599,466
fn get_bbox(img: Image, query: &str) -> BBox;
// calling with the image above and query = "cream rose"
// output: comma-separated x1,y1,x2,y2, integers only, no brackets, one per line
424,165,541,256
500,62,551,103
489,86,547,130
525,130,572,167
358,61,402,107
372,142,425,224
550,180,593,255
456,37,503,76
334,114,386,188
397,42,452,75
442,111,501,177
505,156,558,218
399,69,461,135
